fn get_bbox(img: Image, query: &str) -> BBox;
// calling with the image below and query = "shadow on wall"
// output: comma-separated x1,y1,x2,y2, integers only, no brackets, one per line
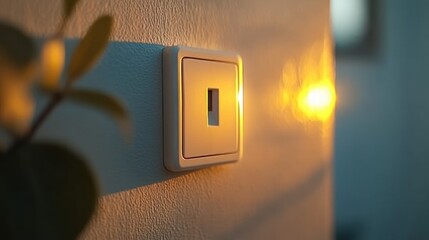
217,163,330,239
37,40,191,195
335,222,365,240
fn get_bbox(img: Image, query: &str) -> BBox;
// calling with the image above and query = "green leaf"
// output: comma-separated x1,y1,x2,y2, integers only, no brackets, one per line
66,88,131,138
0,22,36,70
0,142,97,239
63,0,81,24
67,15,113,82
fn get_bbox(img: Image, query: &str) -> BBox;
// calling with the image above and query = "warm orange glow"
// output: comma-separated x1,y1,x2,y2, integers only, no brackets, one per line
41,38,65,90
237,86,243,108
299,83,336,121
237,82,244,159
305,86,333,108
275,34,336,124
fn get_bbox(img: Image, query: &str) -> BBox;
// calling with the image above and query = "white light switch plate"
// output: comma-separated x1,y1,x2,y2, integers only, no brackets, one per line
163,46,243,172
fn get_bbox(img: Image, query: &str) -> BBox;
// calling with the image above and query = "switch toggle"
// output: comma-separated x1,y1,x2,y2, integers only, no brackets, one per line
163,46,243,172
207,88,219,126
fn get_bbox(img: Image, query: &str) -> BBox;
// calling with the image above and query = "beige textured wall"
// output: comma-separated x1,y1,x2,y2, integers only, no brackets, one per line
0,0,334,239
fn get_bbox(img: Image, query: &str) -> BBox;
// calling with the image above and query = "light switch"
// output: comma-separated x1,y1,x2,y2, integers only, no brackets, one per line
182,58,238,158
163,46,243,172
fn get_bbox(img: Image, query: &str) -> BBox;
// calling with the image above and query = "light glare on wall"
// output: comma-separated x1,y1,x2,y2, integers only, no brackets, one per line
299,84,336,121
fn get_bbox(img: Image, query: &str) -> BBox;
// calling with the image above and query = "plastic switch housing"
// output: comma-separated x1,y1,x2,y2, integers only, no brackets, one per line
163,46,243,172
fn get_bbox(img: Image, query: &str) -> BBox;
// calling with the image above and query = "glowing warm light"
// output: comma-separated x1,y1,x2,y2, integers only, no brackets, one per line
237,87,243,108
41,39,65,90
276,34,335,125
237,84,244,159
306,86,334,108
299,84,336,121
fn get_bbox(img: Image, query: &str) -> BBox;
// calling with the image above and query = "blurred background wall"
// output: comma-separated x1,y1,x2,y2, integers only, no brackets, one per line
0,0,334,239
334,0,429,239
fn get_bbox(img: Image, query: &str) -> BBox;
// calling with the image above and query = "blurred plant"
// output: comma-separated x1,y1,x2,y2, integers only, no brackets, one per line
0,0,129,239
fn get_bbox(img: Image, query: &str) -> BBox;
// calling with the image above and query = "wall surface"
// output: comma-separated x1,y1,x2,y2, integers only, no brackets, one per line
335,0,429,239
334,0,407,239
0,0,334,239
405,1,429,239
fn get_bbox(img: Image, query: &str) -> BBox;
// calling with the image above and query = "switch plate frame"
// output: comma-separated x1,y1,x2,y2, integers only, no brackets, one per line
163,46,243,172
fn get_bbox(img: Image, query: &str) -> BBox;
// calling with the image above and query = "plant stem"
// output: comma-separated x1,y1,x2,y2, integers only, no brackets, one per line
10,91,64,151
29,93,64,140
